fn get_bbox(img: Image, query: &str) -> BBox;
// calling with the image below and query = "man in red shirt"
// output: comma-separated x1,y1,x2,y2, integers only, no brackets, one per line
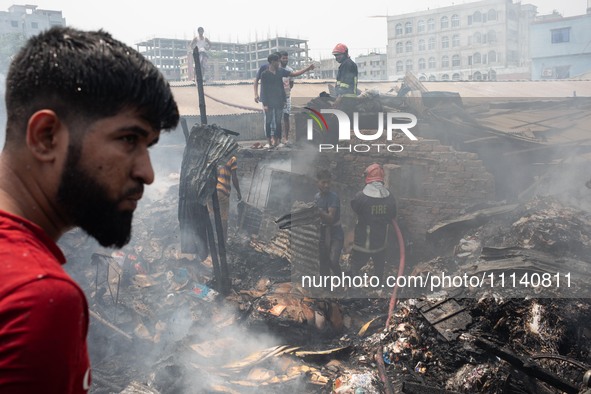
0,27,179,393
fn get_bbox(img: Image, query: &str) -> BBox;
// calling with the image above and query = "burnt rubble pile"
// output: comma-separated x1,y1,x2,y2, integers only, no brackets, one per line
59,183,591,393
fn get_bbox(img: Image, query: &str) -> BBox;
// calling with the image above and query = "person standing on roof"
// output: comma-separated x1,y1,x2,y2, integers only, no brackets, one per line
190,27,211,79
332,43,358,99
349,163,397,282
258,53,314,149
279,51,294,146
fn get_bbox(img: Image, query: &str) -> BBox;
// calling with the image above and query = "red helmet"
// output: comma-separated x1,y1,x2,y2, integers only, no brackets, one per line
364,163,385,184
332,43,348,55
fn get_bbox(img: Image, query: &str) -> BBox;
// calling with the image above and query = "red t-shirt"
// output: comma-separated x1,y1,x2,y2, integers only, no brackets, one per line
0,210,91,393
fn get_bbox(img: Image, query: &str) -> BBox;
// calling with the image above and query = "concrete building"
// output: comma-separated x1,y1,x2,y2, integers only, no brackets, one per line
386,0,537,81
0,4,65,37
356,52,388,81
138,36,309,82
317,58,339,80
530,10,591,80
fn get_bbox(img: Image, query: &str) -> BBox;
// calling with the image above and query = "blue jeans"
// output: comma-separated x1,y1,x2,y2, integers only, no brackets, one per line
264,107,283,140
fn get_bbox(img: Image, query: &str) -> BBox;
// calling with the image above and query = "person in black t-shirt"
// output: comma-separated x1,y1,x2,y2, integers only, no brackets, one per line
258,53,314,148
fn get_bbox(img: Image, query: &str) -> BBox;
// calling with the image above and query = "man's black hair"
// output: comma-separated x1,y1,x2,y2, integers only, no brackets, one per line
267,53,280,63
279,51,289,57
4,26,179,145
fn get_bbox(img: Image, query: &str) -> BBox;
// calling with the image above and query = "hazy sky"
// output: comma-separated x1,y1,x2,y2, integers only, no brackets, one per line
25,0,587,59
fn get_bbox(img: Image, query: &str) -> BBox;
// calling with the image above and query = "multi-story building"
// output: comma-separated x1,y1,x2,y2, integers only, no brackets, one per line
0,4,65,37
530,10,591,80
138,36,309,82
317,58,339,79
356,52,388,81
386,0,537,81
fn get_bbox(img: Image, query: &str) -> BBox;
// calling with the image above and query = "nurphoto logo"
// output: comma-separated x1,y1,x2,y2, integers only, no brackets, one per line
305,108,418,153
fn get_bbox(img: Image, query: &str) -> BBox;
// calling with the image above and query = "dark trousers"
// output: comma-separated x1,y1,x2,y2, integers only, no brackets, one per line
319,230,343,276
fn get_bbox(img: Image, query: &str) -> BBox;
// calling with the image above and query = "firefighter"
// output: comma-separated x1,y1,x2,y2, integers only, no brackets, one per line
349,163,397,282
332,43,358,98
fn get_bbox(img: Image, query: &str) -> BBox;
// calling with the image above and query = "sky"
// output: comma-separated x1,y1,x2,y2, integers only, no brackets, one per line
23,0,588,59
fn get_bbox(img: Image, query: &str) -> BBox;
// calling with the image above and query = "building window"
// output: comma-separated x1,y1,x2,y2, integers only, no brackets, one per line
452,54,461,67
405,22,413,34
473,11,482,22
418,20,425,33
551,27,570,43
451,14,460,28
11,20,18,27
488,50,497,63
396,61,403,72
428,37,436,50
452,73,461,81
441,16,449,29
473,71,482,80
441,36,449,49
473,52,481,64
468,15,473,25
428,57,436,69
428,18,435,31
474,32,482,44
418,39,426,51
429,74,436,81
396,42,404,54
488,9,497,21
442,73,450,80
406,59,413,71
405,41,413,53
442,55,449,68
31,22,39,29
452,34,460,47
487,30,496,43
419,58,426,70
395,23,403,36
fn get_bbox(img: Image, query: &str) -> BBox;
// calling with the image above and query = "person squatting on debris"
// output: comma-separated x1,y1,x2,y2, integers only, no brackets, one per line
254,52,314,149
190,26,211,79
208,155,242,244
0,26,179,393
349,164,397,282
315,170,344,276
332,43,358,102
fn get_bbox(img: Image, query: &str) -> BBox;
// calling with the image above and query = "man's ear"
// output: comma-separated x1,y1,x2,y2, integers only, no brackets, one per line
26,110,65,162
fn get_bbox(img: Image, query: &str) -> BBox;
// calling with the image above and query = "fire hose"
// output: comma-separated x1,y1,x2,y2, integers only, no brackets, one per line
386,218,406,330
377,219,406,392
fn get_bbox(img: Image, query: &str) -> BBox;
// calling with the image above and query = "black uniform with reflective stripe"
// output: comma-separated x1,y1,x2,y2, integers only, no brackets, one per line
350,191,396,253
335,57,358,97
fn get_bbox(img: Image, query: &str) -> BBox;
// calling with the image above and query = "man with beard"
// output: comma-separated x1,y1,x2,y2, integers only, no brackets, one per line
0,27,179,393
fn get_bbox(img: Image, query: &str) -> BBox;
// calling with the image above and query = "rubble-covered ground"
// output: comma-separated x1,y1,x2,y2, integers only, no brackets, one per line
60,177,591,393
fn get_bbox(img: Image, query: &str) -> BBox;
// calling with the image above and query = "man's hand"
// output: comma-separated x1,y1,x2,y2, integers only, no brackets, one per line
254,95,260,103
